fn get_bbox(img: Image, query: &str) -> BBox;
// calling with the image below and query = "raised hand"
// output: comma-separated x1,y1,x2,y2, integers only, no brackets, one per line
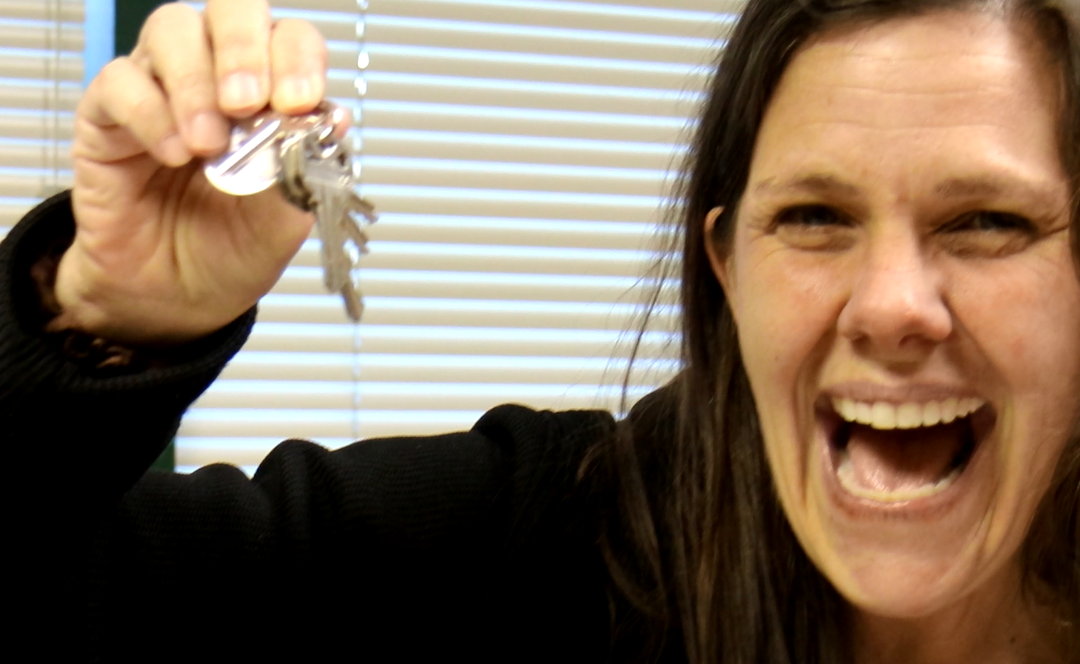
56,0,341,345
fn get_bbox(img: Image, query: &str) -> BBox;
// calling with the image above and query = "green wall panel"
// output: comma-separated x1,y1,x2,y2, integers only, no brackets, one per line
115,0,168,56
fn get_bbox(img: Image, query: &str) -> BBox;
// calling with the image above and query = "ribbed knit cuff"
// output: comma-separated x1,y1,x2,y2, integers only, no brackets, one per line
0,190,257,397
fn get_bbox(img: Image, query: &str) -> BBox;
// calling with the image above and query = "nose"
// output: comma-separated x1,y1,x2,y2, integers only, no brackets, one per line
837,232,952,359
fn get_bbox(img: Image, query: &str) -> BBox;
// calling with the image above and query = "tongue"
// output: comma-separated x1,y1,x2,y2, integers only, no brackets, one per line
844,420,969,493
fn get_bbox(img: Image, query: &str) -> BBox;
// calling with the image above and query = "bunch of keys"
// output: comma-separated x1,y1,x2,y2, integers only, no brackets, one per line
203,101,377,322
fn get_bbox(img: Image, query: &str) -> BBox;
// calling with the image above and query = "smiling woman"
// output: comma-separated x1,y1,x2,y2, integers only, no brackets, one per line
4,0,1080,662
617,0,1080,661
726,4,1075,638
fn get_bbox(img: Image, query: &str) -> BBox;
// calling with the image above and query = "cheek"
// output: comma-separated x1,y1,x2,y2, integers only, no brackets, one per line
734,248,847,387
951,256,1080,399
732,247,850,504
950,256,1080,532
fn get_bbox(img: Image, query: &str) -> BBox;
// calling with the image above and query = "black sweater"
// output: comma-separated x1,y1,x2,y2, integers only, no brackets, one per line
3,194,639,663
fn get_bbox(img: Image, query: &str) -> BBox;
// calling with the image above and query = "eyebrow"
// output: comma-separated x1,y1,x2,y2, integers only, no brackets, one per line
933,176,1029,199
753,174,862,198
752,173,1061,204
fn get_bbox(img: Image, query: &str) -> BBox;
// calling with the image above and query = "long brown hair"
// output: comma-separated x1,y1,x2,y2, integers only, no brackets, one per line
590,1,1080,662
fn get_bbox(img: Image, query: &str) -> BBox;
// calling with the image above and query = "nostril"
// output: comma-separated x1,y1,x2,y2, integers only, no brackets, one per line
837,252,952,349
838,294,953,355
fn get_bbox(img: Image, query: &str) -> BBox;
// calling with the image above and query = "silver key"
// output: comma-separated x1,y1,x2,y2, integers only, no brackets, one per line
279,112,376,322
203,113,283,196
204,103,334,195
203,102,377,323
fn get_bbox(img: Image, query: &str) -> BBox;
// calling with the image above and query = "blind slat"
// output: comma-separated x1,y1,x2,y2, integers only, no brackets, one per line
368,216,659,250
365,18,716,66
364,74,703,118
369,0,731,40
0,22,82,50
273,270,653,303
0,141,72,169
0,172,72,198
0,52,83,82
363,131,682,171
0,0,84,22
362,159,672,197
240,324,672,357
367,46,710,90
362,102,689,143
0,87,79,112
359,188,662,223
254,297,675,330
294,255,653,279
217,358,651,385
192,385,642,412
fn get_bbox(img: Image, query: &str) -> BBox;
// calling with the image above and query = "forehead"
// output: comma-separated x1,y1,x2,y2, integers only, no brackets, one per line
747,10,1067,197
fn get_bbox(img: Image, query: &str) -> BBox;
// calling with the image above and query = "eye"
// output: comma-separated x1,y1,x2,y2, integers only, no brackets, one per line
771,205,855,251
944,210,1035,234
775,205,849,228
938,211,1038,257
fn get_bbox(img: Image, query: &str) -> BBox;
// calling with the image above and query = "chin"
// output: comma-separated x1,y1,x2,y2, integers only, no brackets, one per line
826,547,989,619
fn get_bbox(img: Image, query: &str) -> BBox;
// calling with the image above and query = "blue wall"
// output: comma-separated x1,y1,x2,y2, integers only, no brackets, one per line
84,0,115,85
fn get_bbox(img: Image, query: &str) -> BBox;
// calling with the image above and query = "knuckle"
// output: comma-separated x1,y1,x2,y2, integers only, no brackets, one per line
209,4,272,71
74,83,98,119
215,31,268,71
208,0,270,13
98,57,132,89
142,3,198,39
172,69,213,98
274,17,318,37
127,94,165,127
273,20,328,71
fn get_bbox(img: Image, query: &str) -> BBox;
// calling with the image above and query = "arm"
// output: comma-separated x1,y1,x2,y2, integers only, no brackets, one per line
85,406,614,661
1,201,615,658
3,201,614,656
1,192,254,496
3,4,328,639
6,3,616,658
1,192,258,660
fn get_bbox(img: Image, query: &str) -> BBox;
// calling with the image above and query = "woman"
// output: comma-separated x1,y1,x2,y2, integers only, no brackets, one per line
3,0,1077,662
610,0,1080,661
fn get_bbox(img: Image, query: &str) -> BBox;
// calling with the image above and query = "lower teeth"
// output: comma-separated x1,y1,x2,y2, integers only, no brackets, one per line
836,455,961,503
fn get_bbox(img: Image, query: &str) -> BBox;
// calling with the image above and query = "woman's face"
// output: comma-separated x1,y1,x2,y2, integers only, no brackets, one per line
710,12,1079,618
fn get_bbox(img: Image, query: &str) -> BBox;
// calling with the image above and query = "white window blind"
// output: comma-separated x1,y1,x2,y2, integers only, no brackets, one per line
177,0,740,473
0,0,82,230
0,0,740,474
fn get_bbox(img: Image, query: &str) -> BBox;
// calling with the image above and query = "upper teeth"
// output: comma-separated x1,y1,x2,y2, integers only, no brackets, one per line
832,397,985,430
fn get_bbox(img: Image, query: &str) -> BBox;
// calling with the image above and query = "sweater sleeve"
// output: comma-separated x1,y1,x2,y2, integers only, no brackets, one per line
0,192,256,498
88,406,616,662
0,192,257,659
2,194,616,663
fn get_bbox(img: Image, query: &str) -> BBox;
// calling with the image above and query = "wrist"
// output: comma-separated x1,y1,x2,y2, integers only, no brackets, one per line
26,236,136,369
50,242,218,348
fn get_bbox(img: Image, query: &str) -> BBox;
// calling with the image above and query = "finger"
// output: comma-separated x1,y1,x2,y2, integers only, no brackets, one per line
134,3,229,155
79,56,191,167
269,19,328,113
205,0,273,116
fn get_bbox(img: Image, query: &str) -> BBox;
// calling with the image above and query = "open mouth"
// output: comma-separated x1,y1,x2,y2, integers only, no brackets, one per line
821,397,996,504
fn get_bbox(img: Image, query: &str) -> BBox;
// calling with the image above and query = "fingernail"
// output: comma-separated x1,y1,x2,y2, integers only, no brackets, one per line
189,111,229,153
158,134,190,166
221,72,261,109
279,76,314,108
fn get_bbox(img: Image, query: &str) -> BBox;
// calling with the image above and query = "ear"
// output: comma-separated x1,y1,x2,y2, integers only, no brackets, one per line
704,206,735,309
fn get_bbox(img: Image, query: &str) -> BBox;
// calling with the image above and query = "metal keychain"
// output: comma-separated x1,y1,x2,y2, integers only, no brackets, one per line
203,102,377,322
